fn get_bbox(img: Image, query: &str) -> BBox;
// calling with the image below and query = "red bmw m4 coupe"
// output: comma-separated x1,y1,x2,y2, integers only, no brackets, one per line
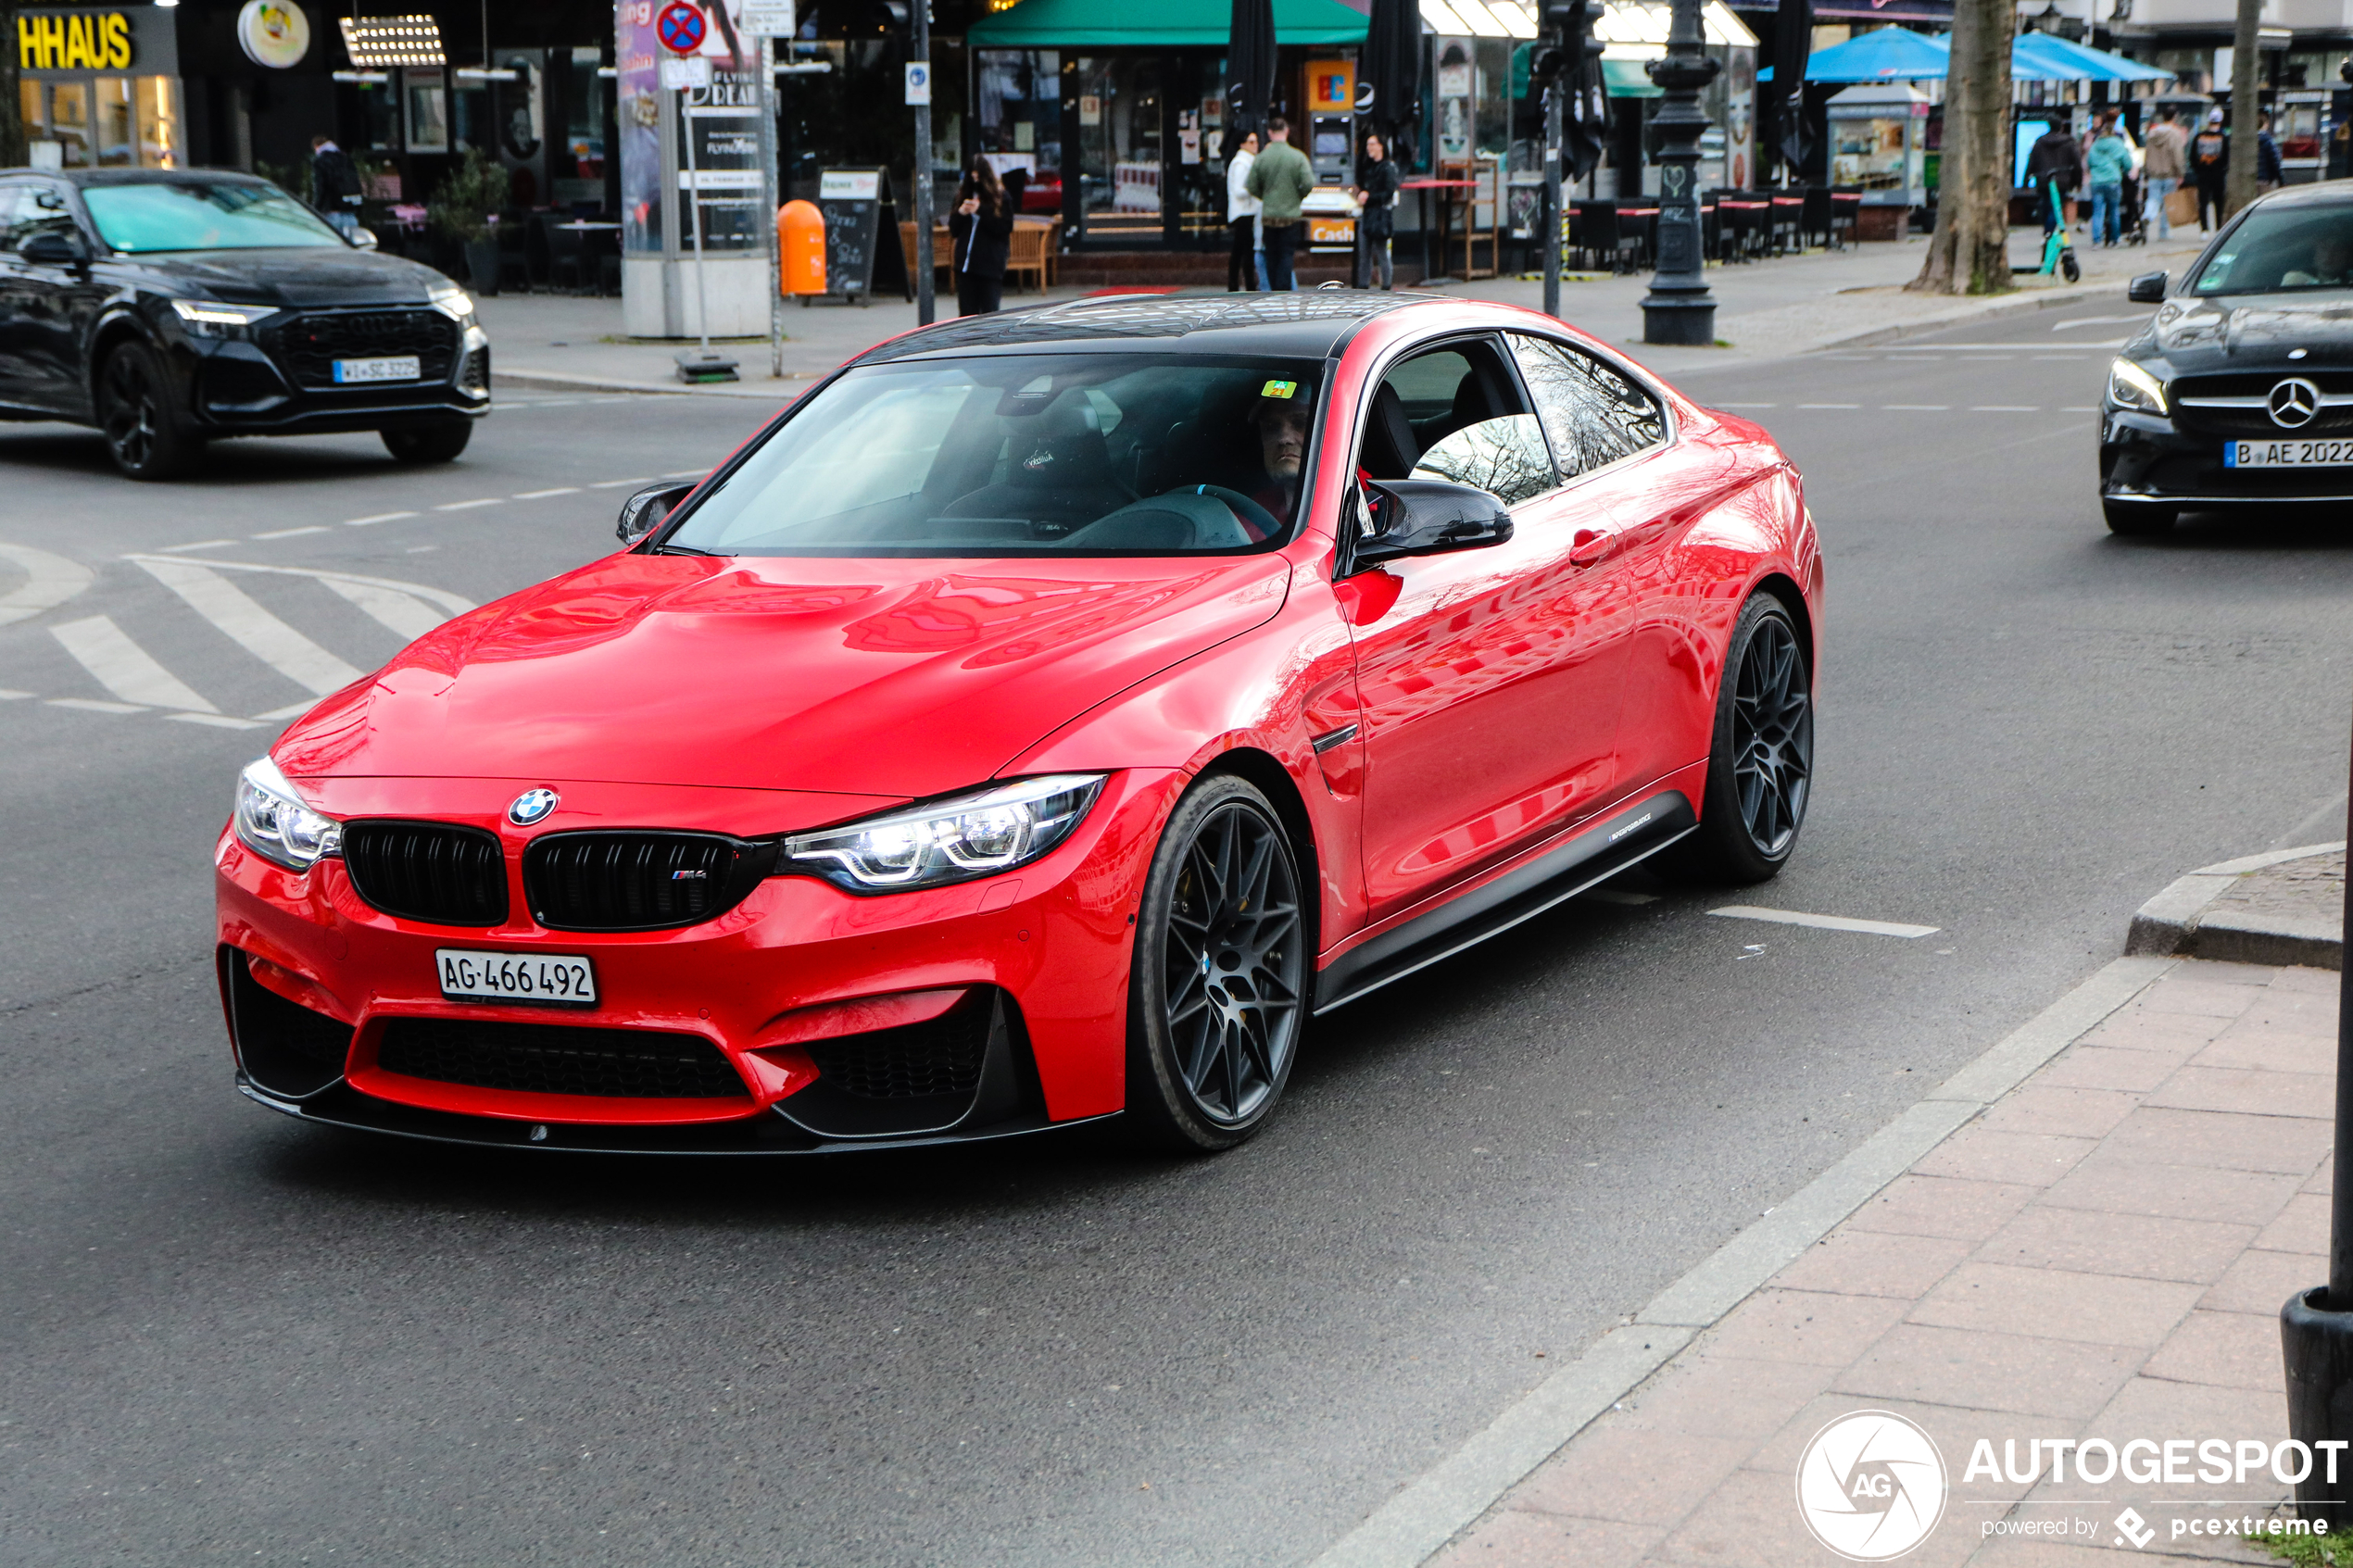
214,293,1820,1155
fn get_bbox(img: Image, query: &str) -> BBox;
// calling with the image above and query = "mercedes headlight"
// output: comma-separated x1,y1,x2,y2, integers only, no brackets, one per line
2107,358,2168,416
783,774,1106,892
233,756,343,872
429,280,477,326
170,298,274,339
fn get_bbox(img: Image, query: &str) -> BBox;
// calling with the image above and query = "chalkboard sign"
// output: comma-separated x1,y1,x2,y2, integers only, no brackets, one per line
816,167,910,304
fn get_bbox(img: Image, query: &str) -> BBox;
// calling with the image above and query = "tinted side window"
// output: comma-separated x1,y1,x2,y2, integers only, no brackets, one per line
0,187,24,251
1359,337,1556,505
1,186,78,252
1508,333,1667,481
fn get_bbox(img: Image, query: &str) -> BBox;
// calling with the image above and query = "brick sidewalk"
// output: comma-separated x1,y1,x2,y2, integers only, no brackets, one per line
1435,959,2340,1568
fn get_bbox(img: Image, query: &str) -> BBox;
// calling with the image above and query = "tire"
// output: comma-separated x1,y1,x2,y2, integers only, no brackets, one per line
1125,774,1310,1153
96,340,203,481
2103,497,2175,536
382,420,472,464
1660,594,1813,886
2061,250,2082,282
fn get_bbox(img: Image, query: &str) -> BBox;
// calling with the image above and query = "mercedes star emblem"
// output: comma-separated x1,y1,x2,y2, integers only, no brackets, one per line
508,788,560,826
2269,377,2322,430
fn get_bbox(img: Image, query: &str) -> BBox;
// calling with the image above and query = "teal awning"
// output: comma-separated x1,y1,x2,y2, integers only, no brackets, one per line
1602,57,1662,98
968,0,1370,49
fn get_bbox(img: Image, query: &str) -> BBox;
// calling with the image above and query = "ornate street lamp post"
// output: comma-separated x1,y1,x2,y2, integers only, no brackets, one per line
1641,0,1720,345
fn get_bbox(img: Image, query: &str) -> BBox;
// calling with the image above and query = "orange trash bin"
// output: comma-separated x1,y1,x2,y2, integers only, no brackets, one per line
780,200,825,299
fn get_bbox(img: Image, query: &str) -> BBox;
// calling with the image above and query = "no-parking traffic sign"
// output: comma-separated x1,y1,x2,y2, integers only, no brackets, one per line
656,1,706,55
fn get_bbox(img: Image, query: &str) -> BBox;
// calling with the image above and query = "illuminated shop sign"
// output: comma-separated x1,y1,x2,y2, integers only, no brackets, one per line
14,8,178,79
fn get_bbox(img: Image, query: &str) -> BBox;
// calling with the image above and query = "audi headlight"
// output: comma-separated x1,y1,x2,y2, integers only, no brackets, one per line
783,774,1106,892
233,756,343,872
2108,358,2169,416
429,280,477,326
170,298,274,339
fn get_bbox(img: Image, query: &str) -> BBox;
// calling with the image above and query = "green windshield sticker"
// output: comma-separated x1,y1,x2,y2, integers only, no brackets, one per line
1261,379,1298,399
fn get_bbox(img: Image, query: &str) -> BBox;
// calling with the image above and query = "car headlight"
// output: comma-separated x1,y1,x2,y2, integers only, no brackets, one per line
782,774,1106,892
233,756,343,872
2108,358,2168,416
170,298,274,339
429,281,477,326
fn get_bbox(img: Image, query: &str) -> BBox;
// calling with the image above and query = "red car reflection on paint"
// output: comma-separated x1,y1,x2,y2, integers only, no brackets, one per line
214,293,1821,1155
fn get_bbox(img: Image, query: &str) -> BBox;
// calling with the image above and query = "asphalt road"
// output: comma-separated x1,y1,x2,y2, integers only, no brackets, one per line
2,297,2348,1568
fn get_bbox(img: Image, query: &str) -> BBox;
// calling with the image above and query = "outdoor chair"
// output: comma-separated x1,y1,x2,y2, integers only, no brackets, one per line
1830,186,1864,248
1800,185,1835,250
1007,217,1055,292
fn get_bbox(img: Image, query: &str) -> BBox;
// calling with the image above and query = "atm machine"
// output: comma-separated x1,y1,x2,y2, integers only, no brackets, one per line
1300,59,1361,255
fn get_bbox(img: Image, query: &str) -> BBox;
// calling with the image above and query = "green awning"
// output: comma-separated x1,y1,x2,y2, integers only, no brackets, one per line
1602,57,1662,98
967,0,1369,50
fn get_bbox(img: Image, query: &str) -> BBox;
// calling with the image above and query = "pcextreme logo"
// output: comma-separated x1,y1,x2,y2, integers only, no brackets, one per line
1795,1410,1948,1561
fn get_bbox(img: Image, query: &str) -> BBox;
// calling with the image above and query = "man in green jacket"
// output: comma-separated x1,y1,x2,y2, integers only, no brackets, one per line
1246,117,1316,291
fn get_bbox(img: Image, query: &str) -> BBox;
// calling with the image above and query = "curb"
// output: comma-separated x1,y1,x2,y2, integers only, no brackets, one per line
1305,953,2179,1568
2125,841,2345,971
492,369,805,400
1817,273,2139,352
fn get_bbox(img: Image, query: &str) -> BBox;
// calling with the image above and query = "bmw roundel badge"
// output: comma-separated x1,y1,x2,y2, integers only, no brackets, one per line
508,788,560,826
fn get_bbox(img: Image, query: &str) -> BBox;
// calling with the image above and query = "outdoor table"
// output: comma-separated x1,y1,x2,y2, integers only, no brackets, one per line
1399,178,1477,282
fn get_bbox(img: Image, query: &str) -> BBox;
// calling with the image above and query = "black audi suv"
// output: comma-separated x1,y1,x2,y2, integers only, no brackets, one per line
0,168,488,479
2101,181,2353,534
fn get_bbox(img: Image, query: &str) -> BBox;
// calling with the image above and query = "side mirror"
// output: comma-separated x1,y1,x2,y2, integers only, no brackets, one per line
19,228,89,267
1353,479,1514,568
2127,270,2168,304
617,480,697,545
349,226,380,251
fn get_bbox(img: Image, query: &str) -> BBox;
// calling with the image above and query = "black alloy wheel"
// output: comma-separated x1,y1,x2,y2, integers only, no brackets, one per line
1664,594,1813,884
97,341,202,481
382,420,473,465
1126,775,1309,1151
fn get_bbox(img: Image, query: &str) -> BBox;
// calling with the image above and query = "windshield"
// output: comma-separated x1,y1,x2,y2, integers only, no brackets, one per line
661,354,1325,557
82,180,344,254
2194,205,2353,295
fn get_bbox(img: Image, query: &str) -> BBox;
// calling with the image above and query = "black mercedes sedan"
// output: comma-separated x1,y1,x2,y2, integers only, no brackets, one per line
0,168,488,480
2101,182,2353,534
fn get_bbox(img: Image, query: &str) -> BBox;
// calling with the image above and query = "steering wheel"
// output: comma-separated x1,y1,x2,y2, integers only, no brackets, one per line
1187,483,1284,542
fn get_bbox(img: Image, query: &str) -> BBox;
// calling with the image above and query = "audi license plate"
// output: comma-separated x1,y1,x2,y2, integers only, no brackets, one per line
435,949,598,1007
2223,438,2353,469
333,355,422,384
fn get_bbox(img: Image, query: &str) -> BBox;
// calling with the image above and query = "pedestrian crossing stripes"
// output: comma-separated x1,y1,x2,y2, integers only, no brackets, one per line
19,557,478,734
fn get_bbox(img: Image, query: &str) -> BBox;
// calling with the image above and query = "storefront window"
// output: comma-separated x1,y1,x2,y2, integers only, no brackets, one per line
354,81,400,155
975,49,1062,214
94,77,132,165
1075,56,1164,243
49,81,90,166
554,45,608,208
405,69,449,153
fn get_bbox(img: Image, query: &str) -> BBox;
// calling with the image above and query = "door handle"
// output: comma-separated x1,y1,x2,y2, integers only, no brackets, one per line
1569,527,1611,567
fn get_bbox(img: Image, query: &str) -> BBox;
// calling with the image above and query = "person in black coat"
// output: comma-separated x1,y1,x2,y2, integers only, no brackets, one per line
1352,132,1399,290
950,156,1014,317
309,134,363,238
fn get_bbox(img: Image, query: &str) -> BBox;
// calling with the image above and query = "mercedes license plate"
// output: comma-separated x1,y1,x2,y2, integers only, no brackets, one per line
435,949,598,1007
2223,438,2353,469
333,355,422,384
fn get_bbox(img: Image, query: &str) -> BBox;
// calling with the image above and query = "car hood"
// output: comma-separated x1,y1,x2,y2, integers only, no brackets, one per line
2137,289,2353,373
274,552,1295,797
125,246,450,309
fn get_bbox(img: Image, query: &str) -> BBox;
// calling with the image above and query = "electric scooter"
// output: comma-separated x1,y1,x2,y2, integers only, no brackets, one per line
2014,181,2082,282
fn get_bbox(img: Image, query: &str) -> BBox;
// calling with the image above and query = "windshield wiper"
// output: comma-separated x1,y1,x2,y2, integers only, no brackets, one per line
652,543,717,556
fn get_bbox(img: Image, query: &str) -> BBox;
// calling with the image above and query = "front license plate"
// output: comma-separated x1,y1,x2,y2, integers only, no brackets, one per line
2222,438,2353,469
333,355,422,384
435,949,598,1007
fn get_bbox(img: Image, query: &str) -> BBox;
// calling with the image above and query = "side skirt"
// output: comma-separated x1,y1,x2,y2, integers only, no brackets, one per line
1311,790,1696,1015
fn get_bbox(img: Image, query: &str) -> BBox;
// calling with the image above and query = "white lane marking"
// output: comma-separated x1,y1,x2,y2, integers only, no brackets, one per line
1714,402,1777,408
1969,405,2039,412
254,700,314,721
50,616,219,712
1708,905,1941,939
344,510,419,527
432,497,503,511
157,539,236,554
588,476,654,488
46,696,144,714
0,543,95,628
1798,403,1860,409
1907,341,2121,351
1587,889,1658,906
2052,313,2153,331
1882,404,1949,410
130,558,366,697
134,557,476,618
316,576,448,640
167,712,263,730
513,486,582,499
253,525,329,540
0,688,30,699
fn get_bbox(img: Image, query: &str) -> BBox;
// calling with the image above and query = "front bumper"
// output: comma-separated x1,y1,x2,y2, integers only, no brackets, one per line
177,324,491,435
2100,407,2353,508
214,770,1181,1150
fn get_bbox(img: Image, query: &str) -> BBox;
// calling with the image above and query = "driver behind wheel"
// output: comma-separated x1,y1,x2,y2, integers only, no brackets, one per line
1243,394,1313,534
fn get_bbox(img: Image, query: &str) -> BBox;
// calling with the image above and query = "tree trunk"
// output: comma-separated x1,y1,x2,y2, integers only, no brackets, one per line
0,0,24,170
1909,0,2013,295
2225,0,2262,218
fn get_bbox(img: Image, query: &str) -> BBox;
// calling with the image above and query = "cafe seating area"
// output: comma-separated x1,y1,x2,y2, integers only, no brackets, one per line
1567,185,1866,273
367,201,625,297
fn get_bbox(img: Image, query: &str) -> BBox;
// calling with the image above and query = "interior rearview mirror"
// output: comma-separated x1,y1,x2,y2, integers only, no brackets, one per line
19,229,89,267
2127,270,2168,304
1353,480,1514,568
617,480,698,545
